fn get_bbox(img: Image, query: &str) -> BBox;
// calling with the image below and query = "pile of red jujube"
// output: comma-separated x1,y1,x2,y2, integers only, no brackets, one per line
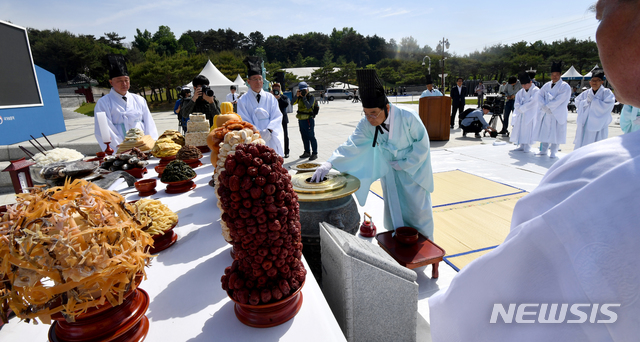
219,143,307,305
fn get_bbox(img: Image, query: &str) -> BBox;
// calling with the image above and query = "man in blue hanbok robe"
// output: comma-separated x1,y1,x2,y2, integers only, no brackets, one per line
574,69,615,149
312,69,435,239
620,104,640,134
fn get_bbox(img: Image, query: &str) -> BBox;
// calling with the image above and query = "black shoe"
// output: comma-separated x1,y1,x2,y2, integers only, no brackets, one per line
299,152,311,158
475,133,482,138
462,132,467,137
309,154,318,161
284,154,289,158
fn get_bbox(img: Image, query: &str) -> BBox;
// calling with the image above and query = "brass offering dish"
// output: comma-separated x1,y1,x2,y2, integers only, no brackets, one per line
290,162,322,172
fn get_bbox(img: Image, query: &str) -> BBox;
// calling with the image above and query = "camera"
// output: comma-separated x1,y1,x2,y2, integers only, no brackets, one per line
201,85,214,97
300,89,307,97
273,89,280,96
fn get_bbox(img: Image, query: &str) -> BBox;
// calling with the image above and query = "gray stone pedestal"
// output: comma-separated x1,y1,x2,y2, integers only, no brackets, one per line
320,222,418,342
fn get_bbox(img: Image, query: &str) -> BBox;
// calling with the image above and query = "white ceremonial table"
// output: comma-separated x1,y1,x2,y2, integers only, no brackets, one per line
1,153,346,342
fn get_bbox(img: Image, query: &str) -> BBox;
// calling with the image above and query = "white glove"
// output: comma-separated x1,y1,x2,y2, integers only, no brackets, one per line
311,162,332,182
260,129,271,142
390,160,403,171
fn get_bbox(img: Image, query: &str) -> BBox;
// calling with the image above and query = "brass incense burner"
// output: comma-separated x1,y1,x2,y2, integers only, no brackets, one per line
291,173,360,202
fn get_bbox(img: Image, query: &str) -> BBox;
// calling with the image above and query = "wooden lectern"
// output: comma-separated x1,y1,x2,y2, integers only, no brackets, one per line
418,96,452,141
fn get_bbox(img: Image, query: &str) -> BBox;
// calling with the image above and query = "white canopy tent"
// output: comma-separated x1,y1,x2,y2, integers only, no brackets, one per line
232,74,249,94
186,60,235,100
561,65,584,80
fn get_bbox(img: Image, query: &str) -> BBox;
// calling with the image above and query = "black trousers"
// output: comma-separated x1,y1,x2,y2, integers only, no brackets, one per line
451,103,465,126
502,99,515,132
282,119,289,155
461,120,483,134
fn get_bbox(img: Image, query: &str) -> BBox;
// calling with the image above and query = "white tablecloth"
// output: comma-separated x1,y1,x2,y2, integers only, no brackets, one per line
1,154,346,342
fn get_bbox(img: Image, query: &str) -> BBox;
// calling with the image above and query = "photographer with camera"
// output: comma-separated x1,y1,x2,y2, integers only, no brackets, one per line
173,86,191,133
293,81,318,160
272,83,291,158
181,75,220,128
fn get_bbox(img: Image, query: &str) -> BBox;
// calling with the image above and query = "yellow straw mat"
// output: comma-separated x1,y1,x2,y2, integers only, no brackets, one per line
369,170,524,207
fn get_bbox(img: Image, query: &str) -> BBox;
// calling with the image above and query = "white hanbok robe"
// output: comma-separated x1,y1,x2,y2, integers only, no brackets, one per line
574,87,615,149
533,80,571,144
429,130,640,341
94,88,158,151
620,105,640,134
511,85,540,145
328,104,435,239
237,89,284,156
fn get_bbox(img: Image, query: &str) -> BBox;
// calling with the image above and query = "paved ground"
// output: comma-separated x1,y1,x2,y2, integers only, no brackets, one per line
0,96,625,204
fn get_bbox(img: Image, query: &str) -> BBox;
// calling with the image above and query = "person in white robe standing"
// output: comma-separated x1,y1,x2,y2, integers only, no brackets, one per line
574,69,615,149
510,71,540,152
533,61,571,158
237,57,284,156
420,75,443,98
311,69,435,239
94,54,158,151
429,1,640,340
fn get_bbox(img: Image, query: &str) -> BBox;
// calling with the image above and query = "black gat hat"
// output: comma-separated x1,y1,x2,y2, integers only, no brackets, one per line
243,56,262,78
107,54,128,79
356,69,388,109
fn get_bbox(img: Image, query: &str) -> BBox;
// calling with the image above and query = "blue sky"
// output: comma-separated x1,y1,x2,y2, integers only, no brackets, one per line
1,0,599,56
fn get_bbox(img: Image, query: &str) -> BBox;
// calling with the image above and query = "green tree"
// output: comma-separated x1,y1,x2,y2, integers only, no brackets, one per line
178,34,197,54
151,25,179,56
310,64,337,90
133,29,152,53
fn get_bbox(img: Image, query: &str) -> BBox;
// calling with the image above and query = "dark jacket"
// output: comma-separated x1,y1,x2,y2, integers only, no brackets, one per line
182,98,221,127
276,94,290,124
451,85,467,106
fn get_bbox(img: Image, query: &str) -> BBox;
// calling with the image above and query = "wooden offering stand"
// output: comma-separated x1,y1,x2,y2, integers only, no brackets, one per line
376,231,446,278
149,222,178,254
228,281,305,328
48,288,150,342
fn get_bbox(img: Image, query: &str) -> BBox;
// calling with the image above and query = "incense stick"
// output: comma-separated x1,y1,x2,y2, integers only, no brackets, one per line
30,135,48,151
41,133,55,149
28,140,46,155
19,146,35,160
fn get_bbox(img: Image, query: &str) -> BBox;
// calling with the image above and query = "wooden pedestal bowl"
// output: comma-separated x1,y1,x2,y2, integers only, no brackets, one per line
394,227,419,245
228,281,305,328
48,288,150,342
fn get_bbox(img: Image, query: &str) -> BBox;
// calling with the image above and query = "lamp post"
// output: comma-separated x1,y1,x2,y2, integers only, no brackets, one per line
422,56,431,75
437,38,450,90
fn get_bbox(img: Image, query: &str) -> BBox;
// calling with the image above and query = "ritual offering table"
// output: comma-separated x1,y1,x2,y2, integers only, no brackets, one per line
292,173,361,282
375,231,446,278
